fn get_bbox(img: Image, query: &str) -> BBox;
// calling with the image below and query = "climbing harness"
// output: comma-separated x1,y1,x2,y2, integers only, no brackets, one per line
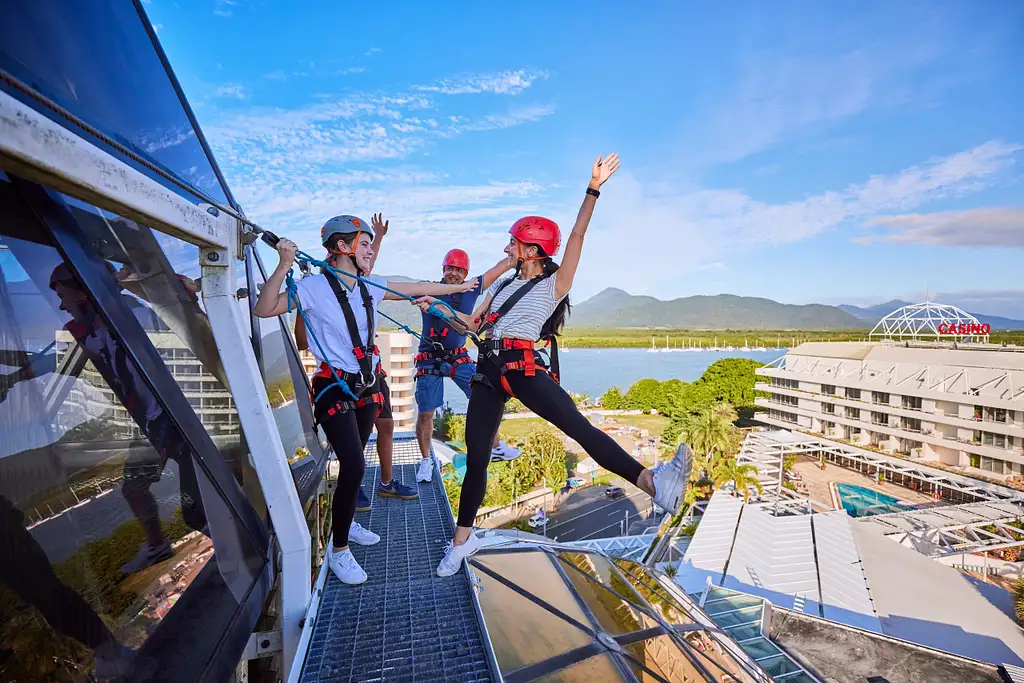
260,230,463,413
469,275,562,398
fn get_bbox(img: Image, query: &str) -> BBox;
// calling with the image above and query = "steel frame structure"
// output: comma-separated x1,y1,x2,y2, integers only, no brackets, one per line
737,430,1023,503
856,500,1024,557
868,301,989,342
0,86,312,678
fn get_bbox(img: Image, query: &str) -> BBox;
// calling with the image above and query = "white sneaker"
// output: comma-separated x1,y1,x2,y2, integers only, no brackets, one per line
652,443,694,517
329,547,367,585
417,457,433,483
437,531,482,577
490,441,522,462
348,521,380,546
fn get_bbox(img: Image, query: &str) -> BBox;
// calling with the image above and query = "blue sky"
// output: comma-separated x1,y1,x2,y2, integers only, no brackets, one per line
145,0,1024,318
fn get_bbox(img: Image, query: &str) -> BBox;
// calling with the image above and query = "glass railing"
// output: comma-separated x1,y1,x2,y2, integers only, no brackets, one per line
0,175,270,682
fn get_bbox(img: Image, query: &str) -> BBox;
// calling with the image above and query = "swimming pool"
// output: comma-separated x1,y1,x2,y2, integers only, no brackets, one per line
836,483,912,518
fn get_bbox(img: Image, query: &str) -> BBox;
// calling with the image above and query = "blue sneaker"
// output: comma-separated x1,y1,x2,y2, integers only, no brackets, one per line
356,486,371,512
378,480,419,500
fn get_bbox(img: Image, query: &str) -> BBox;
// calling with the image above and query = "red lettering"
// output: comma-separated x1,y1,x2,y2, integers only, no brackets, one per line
958,324,968,335
982,324,991,334
938,323,949,334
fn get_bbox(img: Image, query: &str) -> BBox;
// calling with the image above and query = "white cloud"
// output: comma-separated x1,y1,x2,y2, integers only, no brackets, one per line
153,23,163,34
214,0,239,17
567,141,1022,298
696,262,726,271
414,69,548,96
856,207,1024,247
213,83,249,99
365,47,382,57
202,73,556,279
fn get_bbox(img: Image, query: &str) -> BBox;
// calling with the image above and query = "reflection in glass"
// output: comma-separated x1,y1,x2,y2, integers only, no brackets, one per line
1,0,232,204
557,552,650,636
0,186,264,680
0,235,210,678
473,554,593,672
532,654,625,683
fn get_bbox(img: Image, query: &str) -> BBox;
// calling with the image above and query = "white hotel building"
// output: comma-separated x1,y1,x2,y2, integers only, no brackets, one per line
300,331,417,430
755,304,1024,480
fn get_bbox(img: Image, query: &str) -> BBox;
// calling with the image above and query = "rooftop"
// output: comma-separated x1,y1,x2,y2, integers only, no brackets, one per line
674,487,1024,667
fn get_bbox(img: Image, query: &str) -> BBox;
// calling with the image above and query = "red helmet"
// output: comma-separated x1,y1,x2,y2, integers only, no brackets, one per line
509,216,560,257
442,248,470,272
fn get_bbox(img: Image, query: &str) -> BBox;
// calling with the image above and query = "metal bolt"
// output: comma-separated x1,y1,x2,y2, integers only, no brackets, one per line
207,252,220,262
206,206,220,217
260,639,270,649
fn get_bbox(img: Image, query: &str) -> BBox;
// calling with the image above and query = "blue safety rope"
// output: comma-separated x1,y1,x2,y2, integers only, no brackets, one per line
284,270,362,404
281,250,470,405
293,249,462,324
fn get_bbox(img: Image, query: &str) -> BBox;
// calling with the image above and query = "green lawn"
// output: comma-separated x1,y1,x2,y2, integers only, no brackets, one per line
602,414,671,437
497,417,552,441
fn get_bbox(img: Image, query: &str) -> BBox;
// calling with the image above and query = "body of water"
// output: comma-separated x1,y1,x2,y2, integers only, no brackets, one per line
438,347,785,413
836,483,911,518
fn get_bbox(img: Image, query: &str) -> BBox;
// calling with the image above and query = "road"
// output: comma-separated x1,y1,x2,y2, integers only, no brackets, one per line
539,486,657,542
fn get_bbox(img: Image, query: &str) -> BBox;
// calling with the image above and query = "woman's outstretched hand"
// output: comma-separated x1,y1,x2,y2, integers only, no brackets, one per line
371,213,389,236
591,153,620,187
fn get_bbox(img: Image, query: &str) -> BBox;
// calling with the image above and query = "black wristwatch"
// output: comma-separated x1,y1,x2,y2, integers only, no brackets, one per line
586,187,600,198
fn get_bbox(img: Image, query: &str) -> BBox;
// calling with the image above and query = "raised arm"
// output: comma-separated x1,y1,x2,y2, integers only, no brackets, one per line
412,291,494,334
480,257,513,291
367,213,389,272
254,238,298,318
383,278,479,301
554,153,620,300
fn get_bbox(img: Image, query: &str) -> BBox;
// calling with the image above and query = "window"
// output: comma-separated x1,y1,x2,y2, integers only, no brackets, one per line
872,392,890,405
871,411,887,425
901,395,922,411
0,1,232,204
820,384,836,395
845,388,861,400
846,407,860,420
822,403,835,415
0,184,268,681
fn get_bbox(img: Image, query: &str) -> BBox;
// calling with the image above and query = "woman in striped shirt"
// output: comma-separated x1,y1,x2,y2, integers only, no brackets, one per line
417,154,693,577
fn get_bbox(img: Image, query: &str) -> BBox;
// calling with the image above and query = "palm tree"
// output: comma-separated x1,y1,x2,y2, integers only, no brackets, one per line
712,458,763,502
675,403,738,474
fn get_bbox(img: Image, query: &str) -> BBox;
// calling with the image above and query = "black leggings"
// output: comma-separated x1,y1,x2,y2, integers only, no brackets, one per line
457,356,646,528
313,377,379,548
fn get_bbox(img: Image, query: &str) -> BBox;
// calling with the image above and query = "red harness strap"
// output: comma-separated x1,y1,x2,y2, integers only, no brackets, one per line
489,339,558,398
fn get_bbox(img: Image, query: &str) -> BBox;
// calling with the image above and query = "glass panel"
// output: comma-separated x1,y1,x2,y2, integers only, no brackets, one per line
724,623,764,642
1,1,232,204
473,553,593,672
250,243,329,503
557,552,657,635
736,636,782,660
703,593,764,615
712,606,763,628
756,653,801,677
59,199,252,479
612,559,698,627
677,630,763,683
0,188,263,680
532,653,626,683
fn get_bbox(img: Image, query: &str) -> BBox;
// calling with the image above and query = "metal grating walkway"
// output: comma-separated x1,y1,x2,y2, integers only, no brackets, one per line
299,435,496,683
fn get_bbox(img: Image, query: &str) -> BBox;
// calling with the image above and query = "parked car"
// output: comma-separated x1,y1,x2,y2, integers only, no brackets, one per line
604,486,625,499
528,513,548,528
567,477,586,488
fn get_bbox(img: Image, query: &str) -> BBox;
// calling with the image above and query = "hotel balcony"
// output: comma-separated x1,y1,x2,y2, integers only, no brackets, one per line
755,396,1024,468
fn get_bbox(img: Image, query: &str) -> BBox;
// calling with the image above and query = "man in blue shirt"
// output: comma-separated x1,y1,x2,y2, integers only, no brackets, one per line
414,249,520,483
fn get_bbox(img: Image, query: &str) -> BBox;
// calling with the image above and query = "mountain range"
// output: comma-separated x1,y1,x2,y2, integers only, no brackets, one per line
373,285,1024,331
